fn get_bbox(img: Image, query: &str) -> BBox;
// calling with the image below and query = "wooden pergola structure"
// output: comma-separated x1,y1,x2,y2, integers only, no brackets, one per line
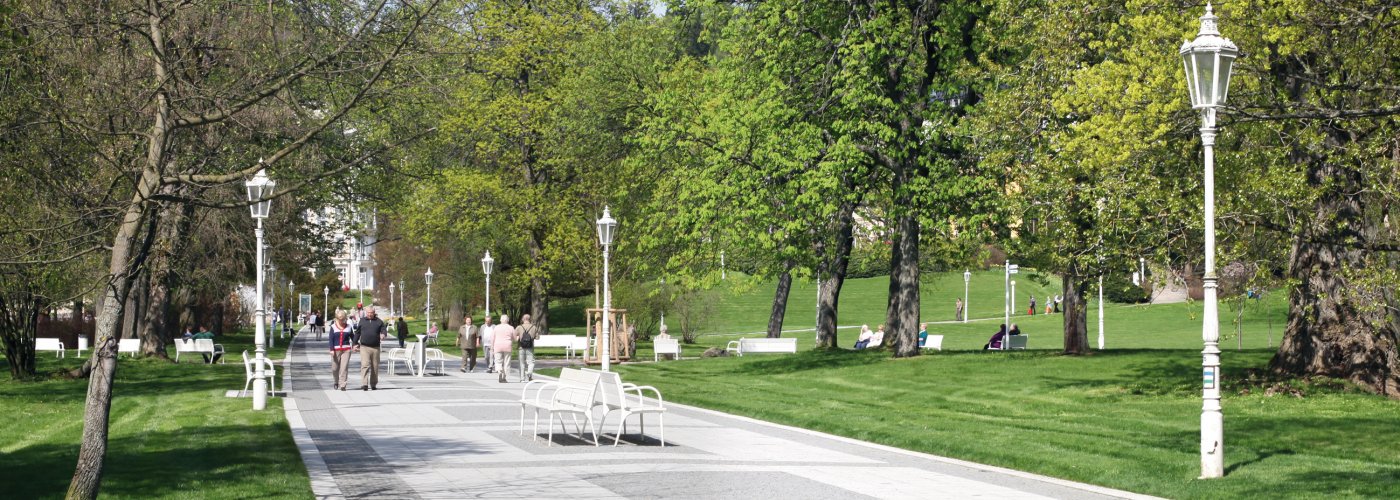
583,308,632,365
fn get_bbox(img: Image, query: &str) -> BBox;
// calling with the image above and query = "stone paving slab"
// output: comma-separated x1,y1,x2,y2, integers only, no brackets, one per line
280,328,1160,500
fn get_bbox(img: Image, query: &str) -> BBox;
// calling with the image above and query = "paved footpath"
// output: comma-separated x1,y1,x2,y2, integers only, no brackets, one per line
279,330,1157,500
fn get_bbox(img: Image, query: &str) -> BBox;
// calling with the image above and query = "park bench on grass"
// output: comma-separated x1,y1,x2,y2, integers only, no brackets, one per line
568,336,588,359
519,367,603,446
75,336,87,357
240,350,278,397
725,337,797,356
584,368,666,447
533,334,577,356
173,338,225,364
117,338,140,358
36,338,65,358
1006,335,1027,350
921,335,944,351
654,338,681,361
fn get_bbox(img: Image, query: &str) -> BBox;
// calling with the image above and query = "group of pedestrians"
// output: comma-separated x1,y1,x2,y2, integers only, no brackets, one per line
455,313,541,383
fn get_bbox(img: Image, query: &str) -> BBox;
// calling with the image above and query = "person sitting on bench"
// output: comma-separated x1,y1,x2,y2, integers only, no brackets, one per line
983,324,1008,350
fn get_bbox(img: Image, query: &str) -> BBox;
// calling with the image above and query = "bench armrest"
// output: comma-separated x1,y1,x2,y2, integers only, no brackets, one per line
621,383,664,408
725,340,741,352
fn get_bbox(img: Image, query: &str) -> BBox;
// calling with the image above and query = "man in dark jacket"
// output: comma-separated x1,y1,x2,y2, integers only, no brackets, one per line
355,307,388,390
395,316,409,348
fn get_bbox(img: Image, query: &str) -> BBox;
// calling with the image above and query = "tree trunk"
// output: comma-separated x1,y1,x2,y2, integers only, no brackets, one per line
816,205,856,349
766,262,793,338
885,212,920,357
1269,151,1399,396
527,231,549,332
1062,273,1090,355
447,299,464,330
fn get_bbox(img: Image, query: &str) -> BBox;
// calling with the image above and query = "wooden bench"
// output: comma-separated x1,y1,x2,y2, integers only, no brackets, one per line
654,338,680,361
519,367,603,446
921,335,944,351
532,334,577,355
725,337,797,356
1006,335,1027,350
36,338,65,358
118,338,140,358
584,368,666,447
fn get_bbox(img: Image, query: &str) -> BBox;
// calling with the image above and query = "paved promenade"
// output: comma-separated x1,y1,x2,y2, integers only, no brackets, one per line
279,330,1156,500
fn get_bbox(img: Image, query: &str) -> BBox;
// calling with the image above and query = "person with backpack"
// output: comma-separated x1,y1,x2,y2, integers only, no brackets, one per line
515,314,541,382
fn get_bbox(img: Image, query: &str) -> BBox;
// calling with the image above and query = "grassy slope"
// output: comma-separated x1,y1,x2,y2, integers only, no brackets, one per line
0,332,309,499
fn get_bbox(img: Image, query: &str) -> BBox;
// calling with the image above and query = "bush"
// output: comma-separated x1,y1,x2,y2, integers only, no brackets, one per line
1103,273,1149,303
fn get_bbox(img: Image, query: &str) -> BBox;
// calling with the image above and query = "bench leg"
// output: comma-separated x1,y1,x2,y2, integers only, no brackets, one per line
659,413,665,447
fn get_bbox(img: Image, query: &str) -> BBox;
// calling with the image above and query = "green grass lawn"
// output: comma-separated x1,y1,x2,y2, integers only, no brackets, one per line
0,330,310,499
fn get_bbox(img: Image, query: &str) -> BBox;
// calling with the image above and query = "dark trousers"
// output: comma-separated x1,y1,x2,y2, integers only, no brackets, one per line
462,346,477,371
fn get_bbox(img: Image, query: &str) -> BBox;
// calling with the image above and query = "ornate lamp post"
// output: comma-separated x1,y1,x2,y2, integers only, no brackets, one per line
323,286,329,325
287,280,294,337
963,270,971,323
596,207,617,371
425,268,434,327
1179,3,1238,479
421,267,433,377
244,167,275,410
482,252,494,318
389,282,395,318
399,279,405,320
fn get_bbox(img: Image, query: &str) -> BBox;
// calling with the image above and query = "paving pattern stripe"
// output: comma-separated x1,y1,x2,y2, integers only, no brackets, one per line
289,333,420,499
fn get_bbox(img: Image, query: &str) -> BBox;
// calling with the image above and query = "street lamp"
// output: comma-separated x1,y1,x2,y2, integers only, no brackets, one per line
1098,275,1105,350
596,207,617,371
1003,260,1018,350
482,252,494,318
389,281,395,318
422,267,433,378
323,286,329,326
963,270,971,323
287,280,294,338
1180,2,1237,479
356,239,365,308
399,279,405,320
244,167,275,411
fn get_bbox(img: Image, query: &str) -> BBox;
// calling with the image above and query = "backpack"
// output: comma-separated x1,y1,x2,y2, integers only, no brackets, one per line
518,326,536,348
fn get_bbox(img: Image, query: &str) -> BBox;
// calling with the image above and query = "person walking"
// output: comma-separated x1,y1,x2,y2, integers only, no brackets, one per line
515,314,541,381
492,314,517,383
328,310,355,391
480,315,495,373
395,316,410,349
1028,295,1037,316
458,315,478,373
355,306,388,391
954,298,965,321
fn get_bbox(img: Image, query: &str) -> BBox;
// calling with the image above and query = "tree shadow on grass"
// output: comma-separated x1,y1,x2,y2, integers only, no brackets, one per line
728,349,889,376
0,423,306,499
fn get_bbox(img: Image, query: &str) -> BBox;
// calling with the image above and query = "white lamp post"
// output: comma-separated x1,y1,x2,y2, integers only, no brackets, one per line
425,268,434,326
244,167,275,410
288,280,294,337
482,252,494,318
1004,261,1018,350
963,270,971,323
720,250,726,280
1180,3,1237,479
357,241,365,308
1098,275,1105,350
399,279,405,320
323,286,329,325
389,282,395,318
596,207,617,371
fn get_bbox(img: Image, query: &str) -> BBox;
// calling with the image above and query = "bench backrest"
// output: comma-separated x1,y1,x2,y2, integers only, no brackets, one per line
534,334,576,348
740,337,797,352
1007,335,1028,350
583,368,628,410
923,335,944,350
570,336,588,350
173,339,198,352
36,338,63,350
194,339,217,352
555,368,602,408
654,338,680,354
118,338,140,352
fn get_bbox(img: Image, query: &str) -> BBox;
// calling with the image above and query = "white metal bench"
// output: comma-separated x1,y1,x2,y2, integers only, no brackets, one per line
654,338,680,361
75,336,88,357
36,338,65,358
725,337,797,356
584,368,666,447
533,334,576,355
568,336,588,359
1006,335,1028,350
117,338,140,358
921,335,944,351
174,338,224,363
239,350,277,396
387,343,418,375
423,347,447,375
519,367,603,446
